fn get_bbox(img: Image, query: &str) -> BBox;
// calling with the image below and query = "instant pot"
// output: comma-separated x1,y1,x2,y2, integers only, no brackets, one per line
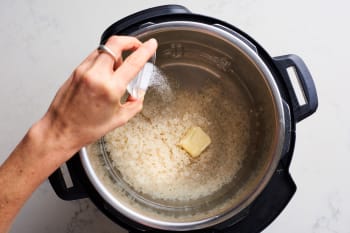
49,5,318,233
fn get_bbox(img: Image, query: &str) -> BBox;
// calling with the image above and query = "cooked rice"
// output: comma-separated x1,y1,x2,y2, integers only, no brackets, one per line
97,76,252,201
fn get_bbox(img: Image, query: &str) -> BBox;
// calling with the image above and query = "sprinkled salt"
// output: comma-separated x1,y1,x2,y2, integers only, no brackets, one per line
127,62,173,102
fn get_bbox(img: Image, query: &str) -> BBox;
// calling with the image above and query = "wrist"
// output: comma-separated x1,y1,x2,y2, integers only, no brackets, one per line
28,115,80,165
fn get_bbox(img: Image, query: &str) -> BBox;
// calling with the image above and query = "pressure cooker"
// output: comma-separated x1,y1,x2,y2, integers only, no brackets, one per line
49,5,318,233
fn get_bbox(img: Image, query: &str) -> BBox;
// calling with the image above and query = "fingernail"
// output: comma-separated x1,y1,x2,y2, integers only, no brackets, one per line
139,90,146,100
147,38,158,47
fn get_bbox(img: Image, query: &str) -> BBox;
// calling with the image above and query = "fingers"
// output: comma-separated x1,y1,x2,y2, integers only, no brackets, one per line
69,35,156,125
94,36,142,71
113,38,158,89
113,97,143,127
76,50,99,73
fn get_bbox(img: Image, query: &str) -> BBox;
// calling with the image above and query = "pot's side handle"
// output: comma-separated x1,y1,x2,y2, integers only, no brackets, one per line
49,155,88,200
273,54,318,122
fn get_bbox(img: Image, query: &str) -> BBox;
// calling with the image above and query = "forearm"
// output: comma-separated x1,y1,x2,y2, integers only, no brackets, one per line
0,118,78,233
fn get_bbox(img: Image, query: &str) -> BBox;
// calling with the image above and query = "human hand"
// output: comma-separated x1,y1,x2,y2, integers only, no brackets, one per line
37,36,158,155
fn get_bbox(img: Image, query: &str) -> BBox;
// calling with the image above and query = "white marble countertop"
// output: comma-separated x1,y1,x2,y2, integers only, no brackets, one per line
1,0,349,232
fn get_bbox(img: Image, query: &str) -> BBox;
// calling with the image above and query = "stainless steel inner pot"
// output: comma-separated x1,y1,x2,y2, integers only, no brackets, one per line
80,21,285,231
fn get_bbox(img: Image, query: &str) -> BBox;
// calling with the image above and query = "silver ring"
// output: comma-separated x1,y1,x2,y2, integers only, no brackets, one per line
97,44,118,62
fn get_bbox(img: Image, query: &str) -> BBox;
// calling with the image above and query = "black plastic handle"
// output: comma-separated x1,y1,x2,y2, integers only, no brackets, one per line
101,5,191,43
273,54,318,122
48,154,88,200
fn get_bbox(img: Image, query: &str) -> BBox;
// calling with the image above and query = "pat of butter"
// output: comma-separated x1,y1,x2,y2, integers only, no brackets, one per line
178,126,211,158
